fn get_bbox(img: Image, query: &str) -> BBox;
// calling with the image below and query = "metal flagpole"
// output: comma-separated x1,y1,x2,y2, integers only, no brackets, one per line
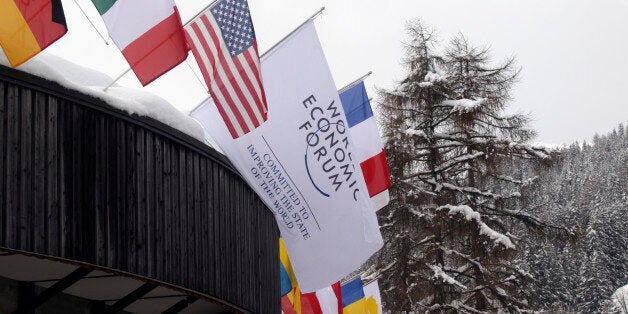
72,0,110,44
361,273,383,287
260,7,325,59
189,95,212,116
338,71,373,94
183,0,222,27
188,6,326,115
103,67,131,92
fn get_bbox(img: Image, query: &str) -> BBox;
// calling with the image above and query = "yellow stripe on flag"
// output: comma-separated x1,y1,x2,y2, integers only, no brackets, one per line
293,286,303,314
344,298,367,314
366,296,379,314
279,238,298,288
0,0,42,67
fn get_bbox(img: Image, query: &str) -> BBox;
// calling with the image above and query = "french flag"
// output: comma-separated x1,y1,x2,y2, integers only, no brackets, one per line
340,81,391,210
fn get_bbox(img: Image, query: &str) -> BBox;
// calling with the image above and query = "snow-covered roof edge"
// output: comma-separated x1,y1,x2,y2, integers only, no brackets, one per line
0,52,208,145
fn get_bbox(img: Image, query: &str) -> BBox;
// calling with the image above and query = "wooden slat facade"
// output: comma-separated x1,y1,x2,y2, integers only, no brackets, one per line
0,65,280,313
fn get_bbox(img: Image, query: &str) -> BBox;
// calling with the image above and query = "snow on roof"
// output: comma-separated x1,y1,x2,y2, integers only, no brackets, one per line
0,52,207,144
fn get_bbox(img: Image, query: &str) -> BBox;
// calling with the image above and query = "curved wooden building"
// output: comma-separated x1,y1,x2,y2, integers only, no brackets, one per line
0,65,280,313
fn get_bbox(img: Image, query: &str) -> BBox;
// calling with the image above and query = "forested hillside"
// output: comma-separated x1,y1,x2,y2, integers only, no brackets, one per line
522,125,628,313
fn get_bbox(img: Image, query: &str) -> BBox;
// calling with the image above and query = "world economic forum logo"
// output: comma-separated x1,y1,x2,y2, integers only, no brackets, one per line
298,94,361,201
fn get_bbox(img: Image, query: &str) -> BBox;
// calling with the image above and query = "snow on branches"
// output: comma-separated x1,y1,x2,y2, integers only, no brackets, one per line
438,204,515,249
370,19,553,313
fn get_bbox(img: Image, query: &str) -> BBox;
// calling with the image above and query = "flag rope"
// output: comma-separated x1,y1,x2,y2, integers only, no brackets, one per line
71,0,109,44
185,59,209,92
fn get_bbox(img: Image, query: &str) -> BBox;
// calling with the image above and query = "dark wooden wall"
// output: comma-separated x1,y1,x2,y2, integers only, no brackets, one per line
0,65,279,313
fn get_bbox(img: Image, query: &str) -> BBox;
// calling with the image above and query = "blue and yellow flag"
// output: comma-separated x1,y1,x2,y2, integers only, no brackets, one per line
341,277,367,314
280,238,326,314
280,238,298,296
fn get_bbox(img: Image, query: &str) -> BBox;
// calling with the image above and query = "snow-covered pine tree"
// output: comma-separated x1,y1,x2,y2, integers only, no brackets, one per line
370,20,552,313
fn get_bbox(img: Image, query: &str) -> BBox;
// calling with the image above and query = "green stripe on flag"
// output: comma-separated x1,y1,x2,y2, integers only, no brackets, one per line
91,0,116,15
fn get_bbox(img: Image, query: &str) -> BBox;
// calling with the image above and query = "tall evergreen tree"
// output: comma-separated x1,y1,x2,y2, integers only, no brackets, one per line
370,20,552,312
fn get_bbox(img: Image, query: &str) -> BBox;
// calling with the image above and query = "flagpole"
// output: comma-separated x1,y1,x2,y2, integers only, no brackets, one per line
362,273,383,287
338,71,373,94
190,68,369,116
101,0,238,92
72,0,110,44
261,7,325,59
188,6,326,114
103,68,131,91
183,0,221,27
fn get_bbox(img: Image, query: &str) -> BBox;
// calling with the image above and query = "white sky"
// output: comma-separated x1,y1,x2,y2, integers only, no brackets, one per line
29,0,628,144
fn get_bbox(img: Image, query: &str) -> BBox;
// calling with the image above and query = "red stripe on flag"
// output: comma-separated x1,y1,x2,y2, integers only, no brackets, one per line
185,30,238,138
360,149,391,197
189,22,244,133
243,46,268,113
121,11,188,86
201,17,262,128
191,19,250,137
199,15,258,134
281,295,298,314
233,49,266,121
300,292,323,314
185,27,212,86
332,281,343,314
14,0,67,50
185,7,267,139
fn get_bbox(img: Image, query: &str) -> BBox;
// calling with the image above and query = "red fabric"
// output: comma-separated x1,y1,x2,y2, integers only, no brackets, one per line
185,7,267,139
14,0,67,49
121,8,188,86
360,149,391,197
332,281,343,314
300,292,323,314
282,295,298,314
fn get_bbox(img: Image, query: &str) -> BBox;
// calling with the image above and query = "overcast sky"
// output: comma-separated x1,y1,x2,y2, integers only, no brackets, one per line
34,0,628,144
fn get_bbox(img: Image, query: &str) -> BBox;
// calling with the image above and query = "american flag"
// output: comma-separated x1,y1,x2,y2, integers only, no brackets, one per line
185,0,267,139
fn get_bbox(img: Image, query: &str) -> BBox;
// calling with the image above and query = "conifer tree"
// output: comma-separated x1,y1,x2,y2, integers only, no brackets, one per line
370,20,552,313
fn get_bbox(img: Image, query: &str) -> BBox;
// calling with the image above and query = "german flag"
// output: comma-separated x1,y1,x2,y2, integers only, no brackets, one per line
0,0,68,67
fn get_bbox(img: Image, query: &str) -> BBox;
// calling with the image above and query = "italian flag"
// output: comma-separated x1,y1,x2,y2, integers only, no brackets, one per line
92,0,188,86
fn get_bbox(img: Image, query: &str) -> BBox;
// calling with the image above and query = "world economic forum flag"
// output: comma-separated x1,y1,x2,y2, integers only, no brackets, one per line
191,20,383,292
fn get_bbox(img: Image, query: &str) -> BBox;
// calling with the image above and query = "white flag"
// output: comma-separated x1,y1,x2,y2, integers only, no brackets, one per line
316,284,341,314
363,279,383,313
191,21,383,292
